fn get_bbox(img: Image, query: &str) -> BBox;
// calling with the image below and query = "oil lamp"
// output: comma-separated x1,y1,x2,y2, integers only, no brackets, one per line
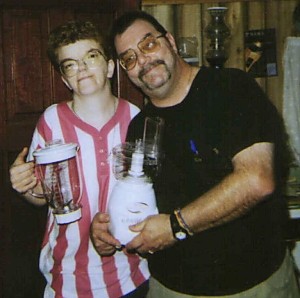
205,7,230,68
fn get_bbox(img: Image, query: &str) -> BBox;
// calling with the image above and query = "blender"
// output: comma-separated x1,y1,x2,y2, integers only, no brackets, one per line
108,117,164,245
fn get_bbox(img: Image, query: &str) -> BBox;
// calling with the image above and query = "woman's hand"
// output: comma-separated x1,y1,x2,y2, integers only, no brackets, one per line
10,147,37,194
90,212,122,256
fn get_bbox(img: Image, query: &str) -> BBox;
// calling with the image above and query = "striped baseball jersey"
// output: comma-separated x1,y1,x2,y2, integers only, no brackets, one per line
27,99,150,298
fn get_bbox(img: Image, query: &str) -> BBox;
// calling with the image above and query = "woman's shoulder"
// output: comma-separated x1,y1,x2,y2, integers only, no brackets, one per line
43,101,68,114
119,98,140,114
37,102,70,126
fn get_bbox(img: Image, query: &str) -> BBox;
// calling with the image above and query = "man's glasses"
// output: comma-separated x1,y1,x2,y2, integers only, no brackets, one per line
119,33,165,71
59,49,106,77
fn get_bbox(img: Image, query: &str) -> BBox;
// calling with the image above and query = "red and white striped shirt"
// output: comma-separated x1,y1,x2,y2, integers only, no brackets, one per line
28,99,149,298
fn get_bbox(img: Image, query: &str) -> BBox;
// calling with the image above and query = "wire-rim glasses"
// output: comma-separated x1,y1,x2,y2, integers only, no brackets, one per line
118,33,165,71
59,49,107,78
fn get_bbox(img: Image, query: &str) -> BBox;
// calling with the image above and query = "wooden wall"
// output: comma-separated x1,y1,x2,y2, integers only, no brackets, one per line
143,0,299,113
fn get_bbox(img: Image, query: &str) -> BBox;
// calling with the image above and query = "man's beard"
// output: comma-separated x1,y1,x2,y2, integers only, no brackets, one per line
138,60,171,91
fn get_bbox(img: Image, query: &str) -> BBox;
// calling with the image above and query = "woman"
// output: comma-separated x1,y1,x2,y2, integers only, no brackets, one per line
10,21,149,298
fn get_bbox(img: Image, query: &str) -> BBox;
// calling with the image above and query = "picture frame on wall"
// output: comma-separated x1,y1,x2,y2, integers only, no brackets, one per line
244,28,278,78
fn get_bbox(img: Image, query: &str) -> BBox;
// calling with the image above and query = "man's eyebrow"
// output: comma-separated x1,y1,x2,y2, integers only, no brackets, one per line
118,32,153,56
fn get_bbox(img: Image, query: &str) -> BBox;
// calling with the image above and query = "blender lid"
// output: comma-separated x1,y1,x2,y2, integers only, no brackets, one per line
33,143,78,164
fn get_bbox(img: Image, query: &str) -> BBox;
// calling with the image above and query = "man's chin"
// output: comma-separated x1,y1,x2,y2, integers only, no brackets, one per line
141,79,168,93
141,73,171,91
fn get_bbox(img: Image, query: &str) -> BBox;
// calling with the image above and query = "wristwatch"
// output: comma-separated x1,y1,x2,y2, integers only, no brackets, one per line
170,212,188,241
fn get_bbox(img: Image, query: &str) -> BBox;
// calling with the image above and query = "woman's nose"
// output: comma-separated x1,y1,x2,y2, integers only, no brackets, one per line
77,59,88,71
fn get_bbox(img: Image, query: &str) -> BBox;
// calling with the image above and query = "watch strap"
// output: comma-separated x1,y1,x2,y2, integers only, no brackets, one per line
170,212,188,241
174,208,194,236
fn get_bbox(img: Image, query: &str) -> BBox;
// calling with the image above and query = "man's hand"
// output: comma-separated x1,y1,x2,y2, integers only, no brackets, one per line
90,212,122,256
10,147,37,194
125,213,177,255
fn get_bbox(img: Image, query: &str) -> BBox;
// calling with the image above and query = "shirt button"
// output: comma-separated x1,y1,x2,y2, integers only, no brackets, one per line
100,162,105,166
99,149,104,153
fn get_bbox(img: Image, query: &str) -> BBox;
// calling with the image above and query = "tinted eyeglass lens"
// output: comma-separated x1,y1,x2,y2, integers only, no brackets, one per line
60,50,104,77
119,49,137,71
138,35,161,54
119,34,163,71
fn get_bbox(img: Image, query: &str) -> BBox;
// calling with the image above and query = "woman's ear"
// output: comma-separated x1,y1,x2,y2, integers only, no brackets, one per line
107,59,115,79
61,76,73,90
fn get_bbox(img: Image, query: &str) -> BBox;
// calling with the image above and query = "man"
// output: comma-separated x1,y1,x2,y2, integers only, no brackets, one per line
91,11,299,297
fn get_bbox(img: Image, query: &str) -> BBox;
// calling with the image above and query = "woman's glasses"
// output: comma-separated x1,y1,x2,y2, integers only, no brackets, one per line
59,49,106,77
119,33,165,71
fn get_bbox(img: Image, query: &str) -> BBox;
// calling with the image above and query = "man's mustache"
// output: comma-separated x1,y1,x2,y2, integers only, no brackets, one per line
139,60,166,79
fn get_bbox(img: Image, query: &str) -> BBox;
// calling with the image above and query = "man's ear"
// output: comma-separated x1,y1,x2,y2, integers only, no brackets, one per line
107,59,115,79
61,76,72,90
165,32,178,54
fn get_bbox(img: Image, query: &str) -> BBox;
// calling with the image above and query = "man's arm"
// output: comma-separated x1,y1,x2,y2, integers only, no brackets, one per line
126,142,275,254
181,142,274,233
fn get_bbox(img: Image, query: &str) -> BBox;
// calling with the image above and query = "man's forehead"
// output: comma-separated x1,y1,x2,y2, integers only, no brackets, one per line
115,20,157,50
125,19,156,35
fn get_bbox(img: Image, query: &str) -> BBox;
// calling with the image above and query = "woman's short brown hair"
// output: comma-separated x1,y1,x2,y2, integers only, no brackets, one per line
47,20,110,70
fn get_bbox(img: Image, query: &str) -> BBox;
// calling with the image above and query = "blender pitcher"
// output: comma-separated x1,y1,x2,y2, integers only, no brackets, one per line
33,142,82,224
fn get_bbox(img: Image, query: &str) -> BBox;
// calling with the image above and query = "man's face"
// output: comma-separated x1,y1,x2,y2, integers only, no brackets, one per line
115,20,178,97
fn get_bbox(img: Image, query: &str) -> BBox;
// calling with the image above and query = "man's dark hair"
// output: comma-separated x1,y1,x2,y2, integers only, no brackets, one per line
47,20,110,70
110,10,167,57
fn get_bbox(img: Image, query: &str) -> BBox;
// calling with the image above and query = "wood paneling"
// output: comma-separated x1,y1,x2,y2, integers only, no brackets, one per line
3,10,50,121
226,3,245,69
0,0,118,10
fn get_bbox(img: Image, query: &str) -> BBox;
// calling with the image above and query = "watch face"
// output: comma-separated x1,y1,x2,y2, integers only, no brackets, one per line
176,231,187,240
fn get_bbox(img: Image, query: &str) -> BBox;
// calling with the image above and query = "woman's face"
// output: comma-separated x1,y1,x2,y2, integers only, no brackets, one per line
57,39,114,96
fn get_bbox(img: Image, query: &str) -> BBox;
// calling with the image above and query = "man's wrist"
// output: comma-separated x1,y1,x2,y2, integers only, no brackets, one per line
174,208,194,236
170,211,190,241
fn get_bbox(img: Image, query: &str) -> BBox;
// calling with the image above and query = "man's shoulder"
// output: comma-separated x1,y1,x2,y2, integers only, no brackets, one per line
193,67,253,92
199,66,250,79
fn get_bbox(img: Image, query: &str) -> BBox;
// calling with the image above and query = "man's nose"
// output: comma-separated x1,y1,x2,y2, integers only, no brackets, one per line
136,51,150,67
